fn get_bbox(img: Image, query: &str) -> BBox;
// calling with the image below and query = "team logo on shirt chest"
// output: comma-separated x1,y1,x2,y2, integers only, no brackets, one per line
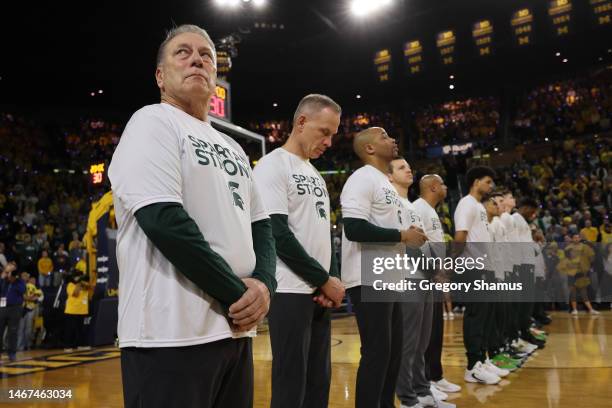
188,135,251,179
228,181,245,210
316,201,327,219
291,174,328,198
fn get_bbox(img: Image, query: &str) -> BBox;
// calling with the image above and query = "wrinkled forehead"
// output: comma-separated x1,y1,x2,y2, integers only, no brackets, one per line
163,32,215,59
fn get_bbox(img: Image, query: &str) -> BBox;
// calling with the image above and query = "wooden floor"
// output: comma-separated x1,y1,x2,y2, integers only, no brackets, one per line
2,310,612,407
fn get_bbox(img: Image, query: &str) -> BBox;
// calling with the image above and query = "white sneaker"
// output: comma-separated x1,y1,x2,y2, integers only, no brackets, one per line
443,312,448,320
464,361,501,385
589,309,601,315
417,395,437,407
63,348,74,353
485,360,510,377
77,346,92,351
517,339,537,354
571,309,578,315
435,402,456,408
430,384,448,401
400,404,423,408
433,378,461,393
448,312,455,320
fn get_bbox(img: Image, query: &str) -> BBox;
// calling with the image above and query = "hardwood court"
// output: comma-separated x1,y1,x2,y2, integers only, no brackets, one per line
1,311,611,407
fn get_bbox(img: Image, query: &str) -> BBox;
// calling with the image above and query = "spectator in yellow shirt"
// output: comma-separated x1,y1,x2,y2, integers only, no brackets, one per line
580,220,599,242
37,250,53,287
18,277,43,350
63,272,90,352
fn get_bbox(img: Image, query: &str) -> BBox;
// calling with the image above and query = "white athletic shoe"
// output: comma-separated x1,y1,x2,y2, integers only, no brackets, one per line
63,348,74,353
77,346,92,351
484,359,510,377
464,361,501,385
435,401,457,408
417,395,437,407
443,312,448,320
516,339,537,354
448,312,455,320
400,404,424,408
433,378,462,393
571,309,579,315
589,309,601,315
430,384,448,401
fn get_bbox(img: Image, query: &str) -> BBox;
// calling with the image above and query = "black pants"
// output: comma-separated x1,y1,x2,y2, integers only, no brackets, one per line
64,314,86,348
463,270,495,369
518,265,535,338
0,305,22,355
425,301,444,382
121,338,253,408
348,286,403,408
268,293,331,408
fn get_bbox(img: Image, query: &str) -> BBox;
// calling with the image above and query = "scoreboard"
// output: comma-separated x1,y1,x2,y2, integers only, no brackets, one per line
209,79,232,122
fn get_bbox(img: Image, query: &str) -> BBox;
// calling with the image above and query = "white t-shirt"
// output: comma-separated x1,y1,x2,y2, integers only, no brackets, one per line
340,165,406,288
253,148,331,294
513,212,535,265
109,103,268,348
400,197,428,279
489,216,509,279
413,198,445,258
453,194,492,270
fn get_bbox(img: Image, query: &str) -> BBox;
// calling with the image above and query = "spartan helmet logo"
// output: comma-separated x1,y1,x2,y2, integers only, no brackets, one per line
397,210,403,225
228,181,245,210
315,201,327,219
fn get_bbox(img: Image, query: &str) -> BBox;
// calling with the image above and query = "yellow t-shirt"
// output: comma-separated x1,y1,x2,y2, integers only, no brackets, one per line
24,283,42,310
580,227,599,242
600,227,612,244
38,257,53,276
75,259,87,274
65,282,89,315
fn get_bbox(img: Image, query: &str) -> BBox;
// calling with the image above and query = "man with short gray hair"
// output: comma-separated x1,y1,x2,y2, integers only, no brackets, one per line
109,24,276,408
253,93,344,408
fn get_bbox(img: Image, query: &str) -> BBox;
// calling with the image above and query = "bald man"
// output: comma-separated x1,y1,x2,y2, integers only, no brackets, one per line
341,127,427,408
413,175,462,399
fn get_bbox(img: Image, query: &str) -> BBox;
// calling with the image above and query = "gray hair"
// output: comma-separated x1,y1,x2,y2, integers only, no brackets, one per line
292,94,342,125
156,24,217,67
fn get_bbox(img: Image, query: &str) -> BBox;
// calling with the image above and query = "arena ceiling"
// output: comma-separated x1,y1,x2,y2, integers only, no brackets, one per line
1,0,610,123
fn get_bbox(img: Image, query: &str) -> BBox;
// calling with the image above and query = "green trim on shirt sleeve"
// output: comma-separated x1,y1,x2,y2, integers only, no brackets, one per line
343,217,402,243
250,218,277,297
270,214,330,288
135,202,247,311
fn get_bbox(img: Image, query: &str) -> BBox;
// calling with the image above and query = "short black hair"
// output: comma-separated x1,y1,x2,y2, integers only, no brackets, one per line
482,191,503,203
465,166,496,190
518,197,538,209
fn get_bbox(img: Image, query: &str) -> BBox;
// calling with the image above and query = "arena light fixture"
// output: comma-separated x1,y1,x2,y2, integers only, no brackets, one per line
253,0,266,7
555,52,561,57
449,84,455,90
562,58,568,63
350,0,393,17
273,102,278,107
449,74,454,79
356,94,362,99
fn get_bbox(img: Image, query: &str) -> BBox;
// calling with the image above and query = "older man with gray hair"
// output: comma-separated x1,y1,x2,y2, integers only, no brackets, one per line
109,24,276,408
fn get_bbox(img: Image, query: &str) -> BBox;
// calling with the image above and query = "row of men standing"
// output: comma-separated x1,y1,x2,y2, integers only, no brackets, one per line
108,25,538,408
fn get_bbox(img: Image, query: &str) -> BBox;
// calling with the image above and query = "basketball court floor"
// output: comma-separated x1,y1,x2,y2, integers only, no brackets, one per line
1,311,610,407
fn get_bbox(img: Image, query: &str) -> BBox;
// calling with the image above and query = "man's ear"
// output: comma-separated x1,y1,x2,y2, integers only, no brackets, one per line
155,66,164,92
